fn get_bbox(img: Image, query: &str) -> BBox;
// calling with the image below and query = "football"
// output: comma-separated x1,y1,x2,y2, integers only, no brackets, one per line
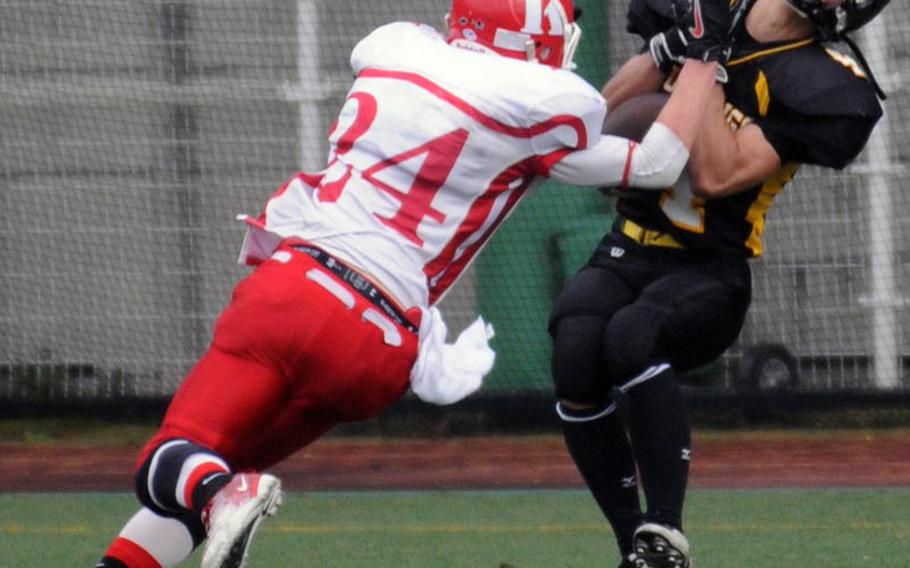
602,92,670,142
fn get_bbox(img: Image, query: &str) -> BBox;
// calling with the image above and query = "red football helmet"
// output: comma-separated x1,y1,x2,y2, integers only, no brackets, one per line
445,0,582,70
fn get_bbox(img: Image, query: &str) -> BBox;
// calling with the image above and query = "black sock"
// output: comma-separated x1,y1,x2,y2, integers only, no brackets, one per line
191,471,233,511
561,405,643,556
625,366,690,530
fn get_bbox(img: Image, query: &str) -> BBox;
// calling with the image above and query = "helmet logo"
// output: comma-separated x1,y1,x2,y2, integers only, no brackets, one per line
689,0,705,39
520,0,568,37
521,0,544,34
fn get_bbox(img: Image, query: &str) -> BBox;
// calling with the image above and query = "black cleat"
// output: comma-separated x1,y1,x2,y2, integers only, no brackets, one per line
618,552,653,568
633,523,692,568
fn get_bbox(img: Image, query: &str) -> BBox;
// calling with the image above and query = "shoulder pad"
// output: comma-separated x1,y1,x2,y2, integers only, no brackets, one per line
351,22,442,74
532,71,606,150
759,45,882,117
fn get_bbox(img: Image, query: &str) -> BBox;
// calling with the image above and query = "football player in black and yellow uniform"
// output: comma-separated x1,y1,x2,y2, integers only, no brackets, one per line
548,1,888,567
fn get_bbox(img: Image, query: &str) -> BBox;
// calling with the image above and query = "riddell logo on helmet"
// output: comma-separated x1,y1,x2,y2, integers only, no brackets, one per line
450,39,489,54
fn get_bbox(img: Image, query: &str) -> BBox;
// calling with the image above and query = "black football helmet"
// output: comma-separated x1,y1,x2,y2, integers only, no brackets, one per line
786,0,891,41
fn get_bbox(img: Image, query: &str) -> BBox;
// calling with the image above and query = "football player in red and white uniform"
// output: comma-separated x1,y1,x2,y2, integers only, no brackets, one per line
95,0,731,567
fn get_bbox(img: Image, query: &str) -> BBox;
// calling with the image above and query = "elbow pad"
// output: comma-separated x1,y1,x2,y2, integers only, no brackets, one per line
625,122,689,190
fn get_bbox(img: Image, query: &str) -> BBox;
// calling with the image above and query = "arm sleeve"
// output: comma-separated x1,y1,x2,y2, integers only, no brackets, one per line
548,122,689,189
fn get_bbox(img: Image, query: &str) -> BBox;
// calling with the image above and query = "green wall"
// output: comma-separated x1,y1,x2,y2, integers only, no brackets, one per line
476,1,616,393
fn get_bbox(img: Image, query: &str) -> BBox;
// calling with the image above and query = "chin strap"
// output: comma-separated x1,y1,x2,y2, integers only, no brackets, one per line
841,34,887,100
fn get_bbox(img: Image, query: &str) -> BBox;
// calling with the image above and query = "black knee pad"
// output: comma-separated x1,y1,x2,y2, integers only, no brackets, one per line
131,445,207,545
135,439,189,515
603,305,667,383
550,315,612,405
134,439,228,513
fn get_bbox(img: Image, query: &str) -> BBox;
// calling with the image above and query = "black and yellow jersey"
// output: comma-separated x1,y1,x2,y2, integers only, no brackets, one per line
618,0,884,258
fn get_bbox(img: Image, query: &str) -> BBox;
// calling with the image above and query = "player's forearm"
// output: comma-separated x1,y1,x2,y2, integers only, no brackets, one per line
551,62,719,191
653,60,722,151
601,53,665,111
688,86,739,195
548,125,688,190
688,89,782,197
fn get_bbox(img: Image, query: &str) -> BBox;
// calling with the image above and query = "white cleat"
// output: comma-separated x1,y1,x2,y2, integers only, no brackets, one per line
201,472,283,568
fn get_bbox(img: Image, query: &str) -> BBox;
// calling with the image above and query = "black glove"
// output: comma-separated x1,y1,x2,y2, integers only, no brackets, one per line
671,0,733,64
649,27,730,83
648,28,687,75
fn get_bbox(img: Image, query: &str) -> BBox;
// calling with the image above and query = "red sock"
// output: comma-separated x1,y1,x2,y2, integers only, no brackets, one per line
102,537,162,568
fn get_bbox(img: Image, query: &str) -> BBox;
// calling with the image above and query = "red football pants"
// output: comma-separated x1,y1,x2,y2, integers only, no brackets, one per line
139,244,419,471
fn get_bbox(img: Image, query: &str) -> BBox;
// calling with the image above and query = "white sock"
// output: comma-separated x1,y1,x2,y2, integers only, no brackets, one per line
118,507,195,568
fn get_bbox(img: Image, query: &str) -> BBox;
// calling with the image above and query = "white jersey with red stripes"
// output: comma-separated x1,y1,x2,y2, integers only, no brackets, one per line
239,21,605,308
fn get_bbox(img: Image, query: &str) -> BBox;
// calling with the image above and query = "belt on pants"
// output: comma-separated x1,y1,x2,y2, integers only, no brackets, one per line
618,218,685,250
291,244,418,334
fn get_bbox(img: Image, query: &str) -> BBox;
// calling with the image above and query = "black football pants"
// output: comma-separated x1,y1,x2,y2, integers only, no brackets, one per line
549,231,752,404
548,230,752,552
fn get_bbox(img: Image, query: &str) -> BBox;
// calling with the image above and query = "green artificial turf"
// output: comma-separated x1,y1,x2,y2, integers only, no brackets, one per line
2,488,908,567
